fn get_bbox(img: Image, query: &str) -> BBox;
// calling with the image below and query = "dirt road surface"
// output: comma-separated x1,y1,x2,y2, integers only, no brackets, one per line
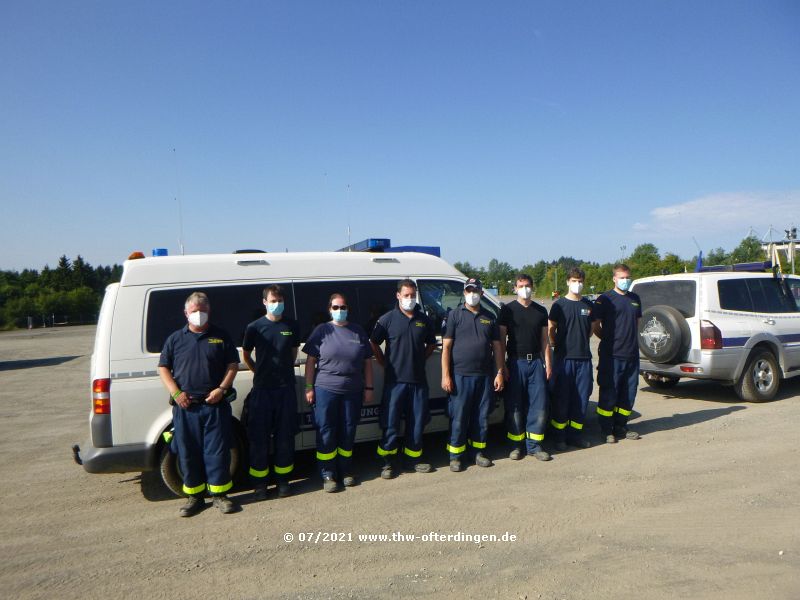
1,325,798,599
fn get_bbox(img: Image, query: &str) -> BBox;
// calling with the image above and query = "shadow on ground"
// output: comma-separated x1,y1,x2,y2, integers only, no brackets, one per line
0,355,82,371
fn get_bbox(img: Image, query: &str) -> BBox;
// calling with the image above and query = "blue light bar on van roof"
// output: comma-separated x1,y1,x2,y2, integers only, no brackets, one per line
700,260,773,273
338,238,391,252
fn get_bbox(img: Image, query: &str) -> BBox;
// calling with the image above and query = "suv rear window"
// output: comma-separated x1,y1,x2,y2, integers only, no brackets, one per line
633,280,696,318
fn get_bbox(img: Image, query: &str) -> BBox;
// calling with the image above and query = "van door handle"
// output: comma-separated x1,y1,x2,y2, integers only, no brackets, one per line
762,319,775,325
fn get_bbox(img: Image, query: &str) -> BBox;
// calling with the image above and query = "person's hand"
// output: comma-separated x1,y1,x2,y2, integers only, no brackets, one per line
305,388,315,405
441,376,453,394
364,389,374,405
174,392,190,409
205,388,224,405
494,372,504,392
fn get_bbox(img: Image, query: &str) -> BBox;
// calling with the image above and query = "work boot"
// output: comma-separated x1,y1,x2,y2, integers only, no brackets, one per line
474,452,493,468
530,450,552,462
623,430,640,440
277,481,292,498
449,459,463,472
509,448,524,461
380,459,395,480
253,483,269,501
342,474,357,487
212,494,236,514
322,476,339,493
412,462,433,473
178,495,205,517
605,434,617,444
554,441,569,452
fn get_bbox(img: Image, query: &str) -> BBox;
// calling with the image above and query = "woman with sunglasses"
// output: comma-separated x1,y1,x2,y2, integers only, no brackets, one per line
302,293,374,492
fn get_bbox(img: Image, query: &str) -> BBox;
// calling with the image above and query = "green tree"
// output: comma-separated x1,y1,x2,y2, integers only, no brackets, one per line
730,235,764,263
705,247,729,266
628,243,661,277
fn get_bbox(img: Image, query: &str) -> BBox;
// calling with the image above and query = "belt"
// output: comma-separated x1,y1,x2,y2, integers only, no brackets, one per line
510,354,539,362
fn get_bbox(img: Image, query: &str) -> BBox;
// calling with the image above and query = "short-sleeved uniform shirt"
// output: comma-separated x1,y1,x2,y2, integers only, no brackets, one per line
548,297,595,361
370,305,436,385
444,305,500,376
158,324,240,397
498,300,549,360
242,316,300,389
302,322,374,393
592,290,642,359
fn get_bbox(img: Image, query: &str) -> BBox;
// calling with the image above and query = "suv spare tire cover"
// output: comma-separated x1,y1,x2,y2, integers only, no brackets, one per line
638,305,691,363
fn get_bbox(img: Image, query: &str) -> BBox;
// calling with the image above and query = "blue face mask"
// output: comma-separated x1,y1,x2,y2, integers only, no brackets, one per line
331,309,348,323
266,301,284,316
617,278,632,292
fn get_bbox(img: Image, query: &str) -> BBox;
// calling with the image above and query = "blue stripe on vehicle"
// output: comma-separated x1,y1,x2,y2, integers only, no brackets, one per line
722,337,748,348
778,333,800,344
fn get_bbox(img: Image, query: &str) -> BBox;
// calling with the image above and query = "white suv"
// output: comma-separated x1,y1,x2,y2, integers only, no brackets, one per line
631,271,800,401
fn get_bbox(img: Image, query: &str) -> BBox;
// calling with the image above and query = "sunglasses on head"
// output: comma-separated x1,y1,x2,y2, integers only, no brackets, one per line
331,305,348,310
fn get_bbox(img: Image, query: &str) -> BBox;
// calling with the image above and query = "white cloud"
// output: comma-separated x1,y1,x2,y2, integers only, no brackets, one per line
633,191,800,239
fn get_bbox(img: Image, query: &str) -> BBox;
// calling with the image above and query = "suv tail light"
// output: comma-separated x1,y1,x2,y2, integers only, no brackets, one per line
93,379,110,414
700,320,722,350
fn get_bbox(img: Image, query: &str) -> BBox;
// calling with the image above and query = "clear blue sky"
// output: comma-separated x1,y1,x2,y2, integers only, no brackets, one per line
2,1,798,271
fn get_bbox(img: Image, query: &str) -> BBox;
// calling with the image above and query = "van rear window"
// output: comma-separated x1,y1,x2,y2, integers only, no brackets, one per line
633,280,696,318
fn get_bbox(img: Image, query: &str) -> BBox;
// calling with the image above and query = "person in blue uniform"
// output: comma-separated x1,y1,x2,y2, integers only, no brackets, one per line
548,267,595,451
370,279,437,479
498,273,552,462
158,291,240,517
242,284,300,501
302,293,374,492
441,278,505,472
591,264,643,443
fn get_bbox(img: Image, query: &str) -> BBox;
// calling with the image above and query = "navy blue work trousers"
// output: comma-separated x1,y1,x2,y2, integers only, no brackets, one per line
597,356,639,434
313,386,362,480
447,374,492,460
245,385,297,483
378,382,430,462
172,400,232,497
504,358,549,453
550,359,593,443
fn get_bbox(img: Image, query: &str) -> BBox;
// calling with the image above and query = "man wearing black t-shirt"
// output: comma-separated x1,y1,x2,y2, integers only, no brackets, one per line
591,264,643,443
498,273,552,462
242,284,301,499
548,267,595,451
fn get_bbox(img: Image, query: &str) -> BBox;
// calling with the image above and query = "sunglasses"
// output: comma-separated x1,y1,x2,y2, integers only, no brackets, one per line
331,305,348,310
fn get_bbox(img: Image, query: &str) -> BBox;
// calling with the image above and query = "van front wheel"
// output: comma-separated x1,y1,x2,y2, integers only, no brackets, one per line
735,349,779,402
158,432,245,498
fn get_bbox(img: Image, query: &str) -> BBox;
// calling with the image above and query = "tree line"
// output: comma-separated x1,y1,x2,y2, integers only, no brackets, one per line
0,255,122,329
0,236,764,329
454,236,764,297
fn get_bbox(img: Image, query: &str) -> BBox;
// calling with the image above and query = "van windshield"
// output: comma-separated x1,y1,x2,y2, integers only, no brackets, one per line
417,279,499,333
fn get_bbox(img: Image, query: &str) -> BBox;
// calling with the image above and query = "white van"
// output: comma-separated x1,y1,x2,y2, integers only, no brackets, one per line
74,251,504,495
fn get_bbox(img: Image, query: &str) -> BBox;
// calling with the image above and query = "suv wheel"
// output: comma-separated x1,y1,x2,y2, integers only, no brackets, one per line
735,349,780,402
642,372,680,389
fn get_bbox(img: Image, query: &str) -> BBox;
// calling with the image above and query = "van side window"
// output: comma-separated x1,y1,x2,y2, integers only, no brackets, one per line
718,279,753,312
291,280,397,341
787,279,800,310
145,283,295,353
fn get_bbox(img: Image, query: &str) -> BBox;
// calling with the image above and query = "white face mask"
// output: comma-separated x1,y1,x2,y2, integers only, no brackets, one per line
187,310,209,327
464,292,481,307
399,297,415,311
516,286,532,300
568,281,584,295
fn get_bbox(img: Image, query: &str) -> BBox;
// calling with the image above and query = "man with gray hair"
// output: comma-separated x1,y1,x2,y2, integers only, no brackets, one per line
158,291,240,516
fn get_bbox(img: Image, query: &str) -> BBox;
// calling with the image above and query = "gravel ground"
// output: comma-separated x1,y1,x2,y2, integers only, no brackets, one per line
1,325,798,599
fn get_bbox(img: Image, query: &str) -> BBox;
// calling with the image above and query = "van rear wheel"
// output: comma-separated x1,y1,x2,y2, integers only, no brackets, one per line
158,430,245,498
735,349,779,402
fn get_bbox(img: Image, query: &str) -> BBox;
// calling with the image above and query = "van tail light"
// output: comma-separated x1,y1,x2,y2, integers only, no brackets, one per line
700,320,723,350
93,379,110,414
